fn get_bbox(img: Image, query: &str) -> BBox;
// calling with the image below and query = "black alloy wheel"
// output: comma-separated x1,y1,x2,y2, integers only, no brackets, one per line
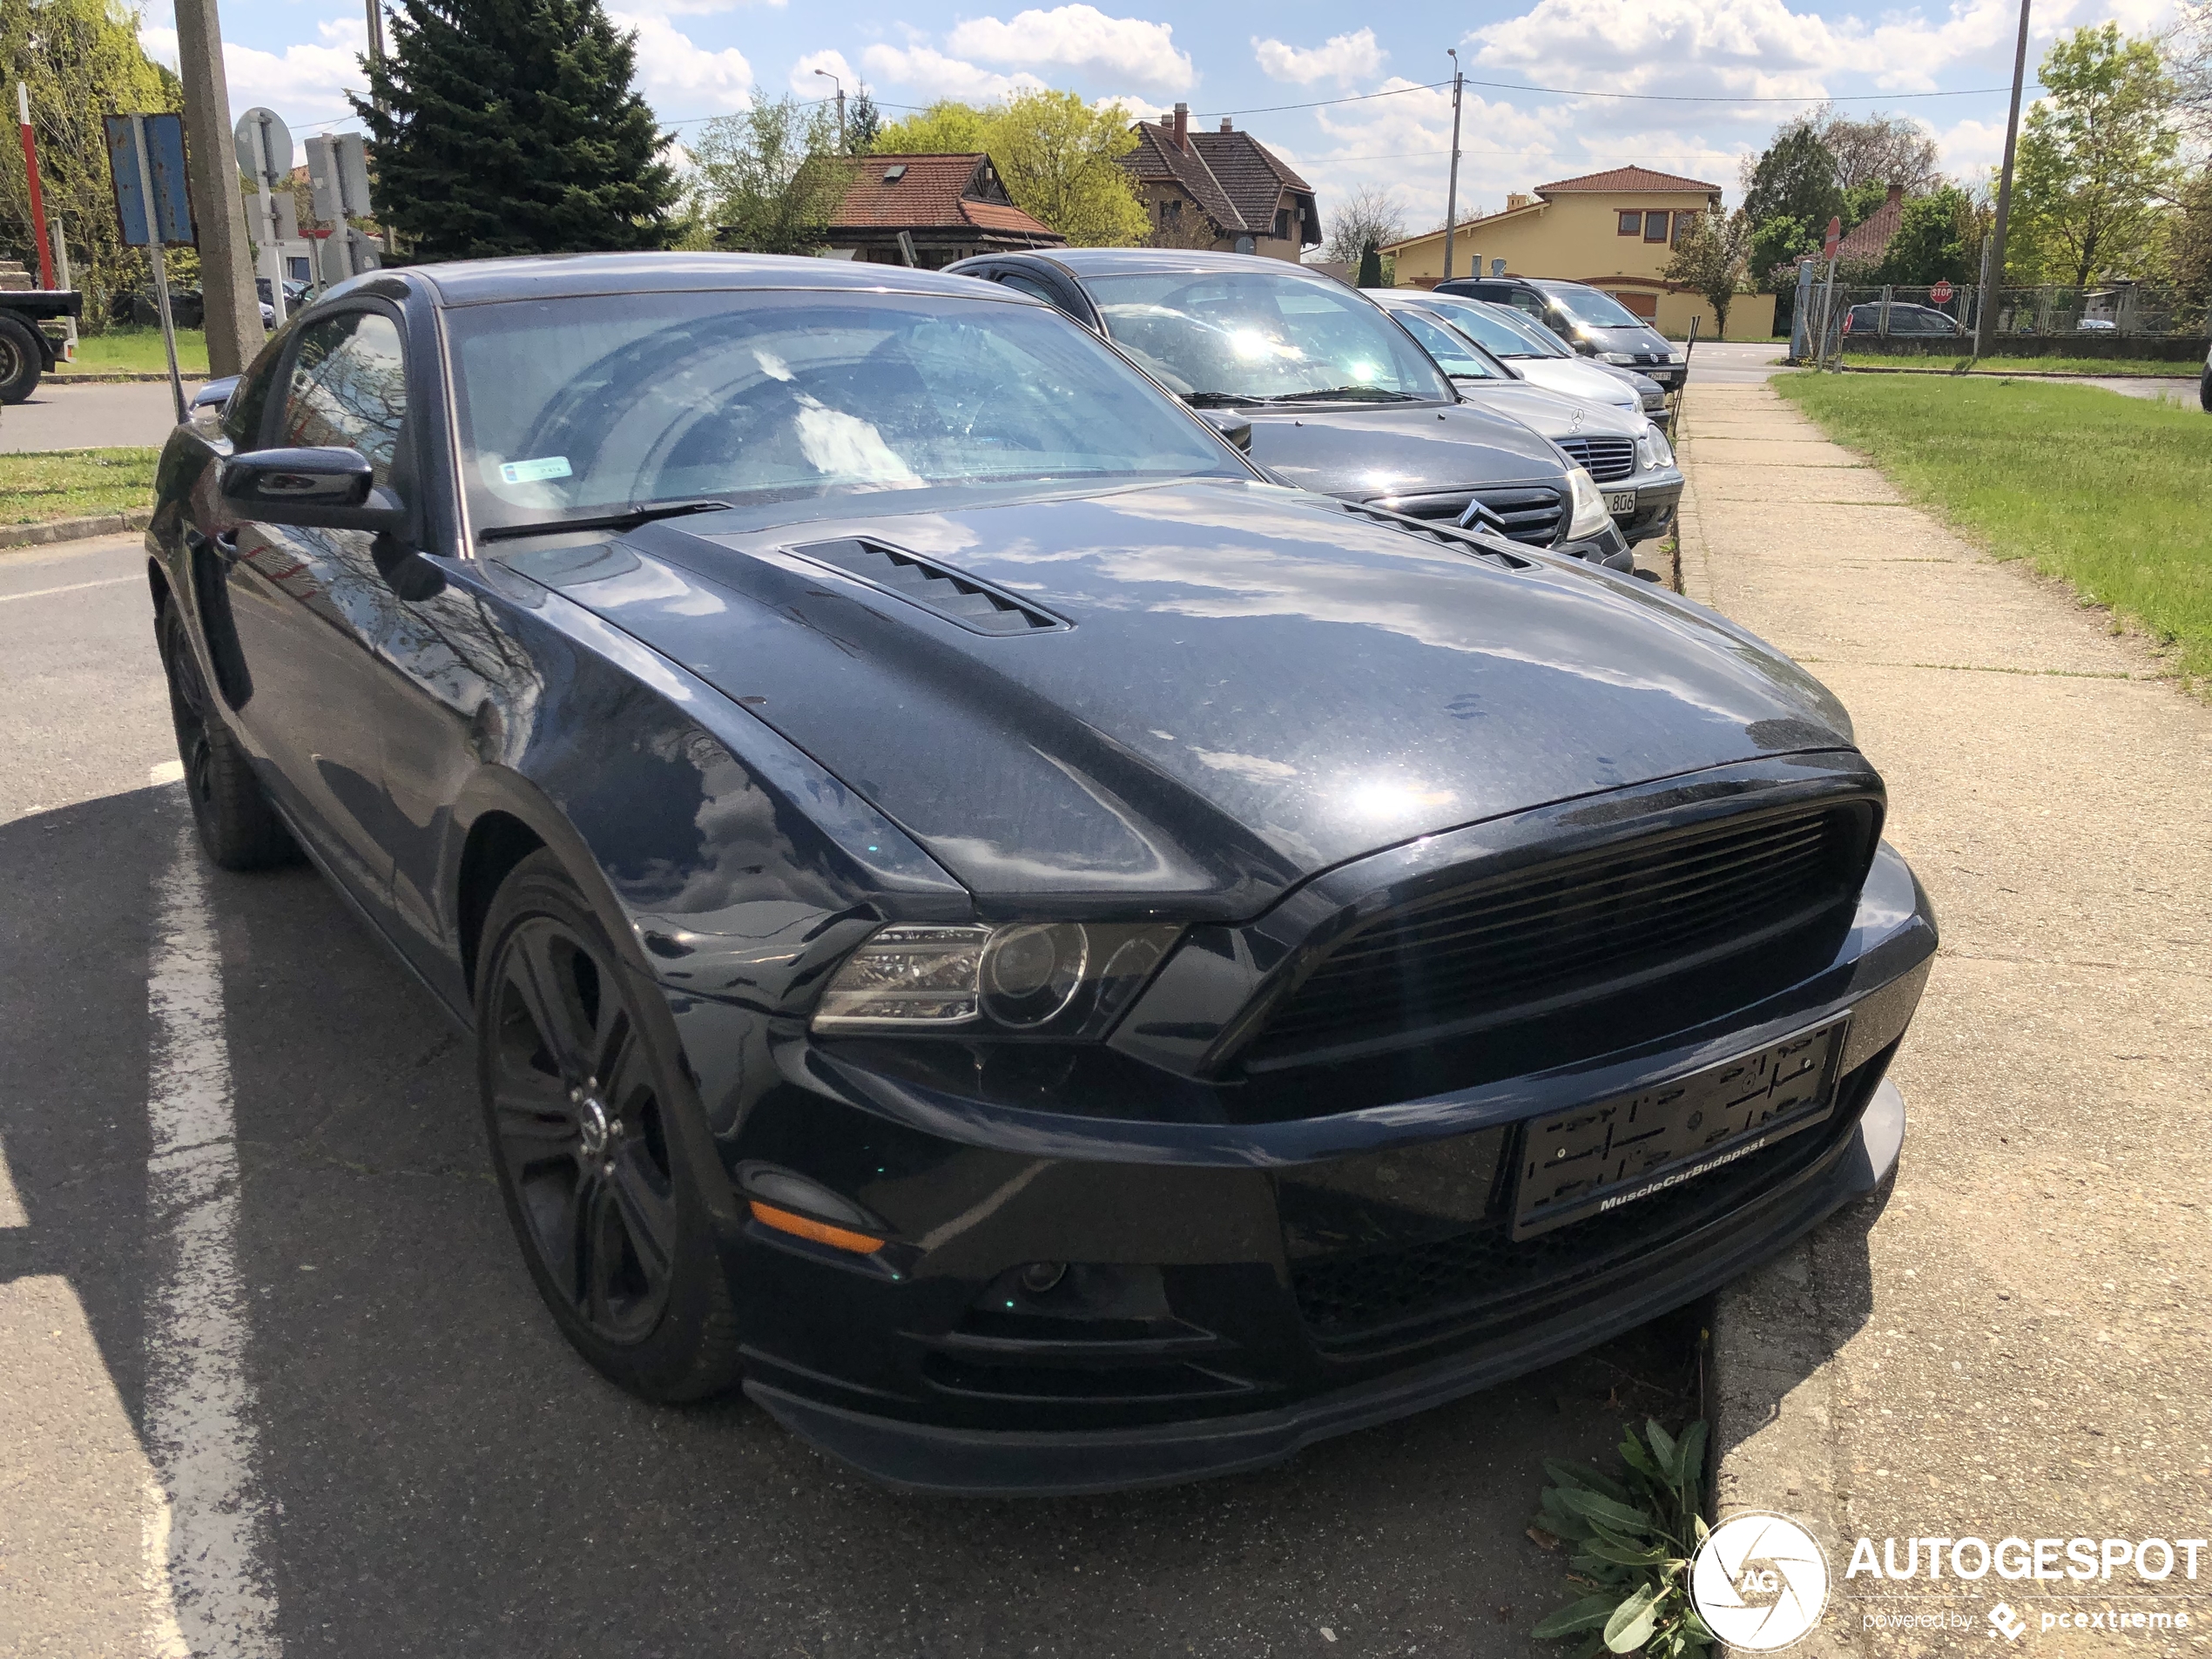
156,601,293,869
0,315,41,403
476,851,742,1399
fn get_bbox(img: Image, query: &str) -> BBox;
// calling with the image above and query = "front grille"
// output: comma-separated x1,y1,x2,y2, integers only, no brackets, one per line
1555,435,1636,483
1246,804,1871,1067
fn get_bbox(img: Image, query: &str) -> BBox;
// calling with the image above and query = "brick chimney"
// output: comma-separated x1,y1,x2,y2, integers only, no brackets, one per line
1219,117,1232,132
1170,102,1189,151
1885,182,1903,208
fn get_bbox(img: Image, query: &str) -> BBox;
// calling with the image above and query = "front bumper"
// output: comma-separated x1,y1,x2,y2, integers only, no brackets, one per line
1555,516,1634,570
685,832,1936,1495
1610,469,1684,545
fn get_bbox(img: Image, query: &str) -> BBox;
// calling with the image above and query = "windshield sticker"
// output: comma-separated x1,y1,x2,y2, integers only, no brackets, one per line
497,455,572,486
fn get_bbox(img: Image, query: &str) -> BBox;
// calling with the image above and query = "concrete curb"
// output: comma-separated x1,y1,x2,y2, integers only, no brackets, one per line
0,510,152,550
44,371,210,385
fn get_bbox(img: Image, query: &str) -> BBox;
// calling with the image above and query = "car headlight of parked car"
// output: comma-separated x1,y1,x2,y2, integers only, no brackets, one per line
813,921,1184,1038
1637,423,1675,470
1563,466,1611,541
1669,350,1687,364
1602,351,1637,365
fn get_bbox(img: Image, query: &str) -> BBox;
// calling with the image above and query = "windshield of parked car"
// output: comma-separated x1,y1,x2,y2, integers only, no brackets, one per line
1538,283,1648,329
1082,271,1454,406
1421,294,1570,360
446,288,1249,533
1386,307,1509,380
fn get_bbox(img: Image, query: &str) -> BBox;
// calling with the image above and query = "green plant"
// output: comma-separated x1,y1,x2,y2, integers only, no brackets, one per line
1530,1418,1713,1657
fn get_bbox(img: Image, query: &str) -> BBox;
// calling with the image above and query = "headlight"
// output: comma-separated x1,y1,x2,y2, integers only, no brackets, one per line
1602,351,1636,365
1669,350,1687,364
1563,466,1610,541
812,921,1182,1037
1637,422,1675,469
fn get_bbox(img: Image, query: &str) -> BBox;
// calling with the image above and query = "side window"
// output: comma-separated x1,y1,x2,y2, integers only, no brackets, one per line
1671,212,1697,246
1643,212,1669,243
999,271,1074,317
1617,210,1640,236
221,335,287,449
280,311,408,487
1511,290,1548,321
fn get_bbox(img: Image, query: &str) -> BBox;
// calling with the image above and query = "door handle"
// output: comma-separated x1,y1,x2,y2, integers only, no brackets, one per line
185,527,244,566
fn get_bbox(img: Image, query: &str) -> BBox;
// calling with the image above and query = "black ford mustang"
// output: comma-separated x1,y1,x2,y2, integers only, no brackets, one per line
147,254,1934,1494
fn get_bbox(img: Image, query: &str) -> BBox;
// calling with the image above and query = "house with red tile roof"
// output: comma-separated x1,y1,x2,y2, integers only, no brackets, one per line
824,154,1064,268
1118,104,1321,260
1382,165,1776,340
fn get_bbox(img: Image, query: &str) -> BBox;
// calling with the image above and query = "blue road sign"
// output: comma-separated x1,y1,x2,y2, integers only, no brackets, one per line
104,113,195,247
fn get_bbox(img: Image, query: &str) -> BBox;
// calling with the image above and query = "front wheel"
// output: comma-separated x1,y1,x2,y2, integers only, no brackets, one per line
475,850,742,1401
0,315,43,403
157,600,294,869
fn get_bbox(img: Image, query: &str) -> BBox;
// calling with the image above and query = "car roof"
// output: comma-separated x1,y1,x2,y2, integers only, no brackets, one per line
1022,248,1351,285
389,251,1046,308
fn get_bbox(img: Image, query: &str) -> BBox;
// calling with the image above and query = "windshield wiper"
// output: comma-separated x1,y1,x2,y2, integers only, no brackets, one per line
479,498,734,544
1182,391,1254,408
1269,386,1423,403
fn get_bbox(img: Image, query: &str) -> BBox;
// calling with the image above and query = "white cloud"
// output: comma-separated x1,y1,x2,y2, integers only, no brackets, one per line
860,42,1046,101
141,17,370,128
1253,29,1386,86
942,5,1194,91
610,12,753,115
789,48,857,98
1093,91,1169,121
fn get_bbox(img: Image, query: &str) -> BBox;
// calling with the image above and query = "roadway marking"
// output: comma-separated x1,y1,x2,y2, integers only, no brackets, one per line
0,1133,25,1227
143,784,280,1657
0,574,139,604
150,759,185,786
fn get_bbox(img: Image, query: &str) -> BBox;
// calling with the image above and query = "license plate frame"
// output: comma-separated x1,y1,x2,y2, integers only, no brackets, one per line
1511,1016,1851,1240
1605,490,1637,516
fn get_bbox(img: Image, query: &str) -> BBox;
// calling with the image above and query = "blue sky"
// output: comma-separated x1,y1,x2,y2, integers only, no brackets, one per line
139,0,2176,228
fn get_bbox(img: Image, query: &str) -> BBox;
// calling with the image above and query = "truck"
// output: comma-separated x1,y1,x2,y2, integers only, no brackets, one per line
0,259,84,402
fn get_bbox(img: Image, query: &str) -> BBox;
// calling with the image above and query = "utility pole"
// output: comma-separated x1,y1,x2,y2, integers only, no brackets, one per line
1440,49,1464,283
814,67,846,148
172,0,261,375
1975,0,2033,358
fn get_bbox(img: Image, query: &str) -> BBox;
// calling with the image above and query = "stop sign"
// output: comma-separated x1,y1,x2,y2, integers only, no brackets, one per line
1930,280,1954,304
1823,216,1841,259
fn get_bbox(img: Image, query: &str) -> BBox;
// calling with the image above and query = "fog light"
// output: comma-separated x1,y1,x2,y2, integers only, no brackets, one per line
1019,1260,1068,1294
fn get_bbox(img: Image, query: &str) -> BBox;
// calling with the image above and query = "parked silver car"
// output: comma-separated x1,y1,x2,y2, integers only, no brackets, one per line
1372,291,1683,547
1404,292,1670,427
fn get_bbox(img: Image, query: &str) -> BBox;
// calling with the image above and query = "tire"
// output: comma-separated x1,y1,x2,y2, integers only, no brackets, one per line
475,850,743,1402
0,314,44,404
157,600,294,869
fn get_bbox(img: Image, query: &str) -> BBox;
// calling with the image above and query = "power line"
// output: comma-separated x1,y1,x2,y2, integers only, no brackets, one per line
1456,74,2039,105
1193,80,1453,118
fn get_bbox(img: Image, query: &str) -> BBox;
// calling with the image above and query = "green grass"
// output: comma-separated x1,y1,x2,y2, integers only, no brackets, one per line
0,447,160,524
53,327,211,376
1775,371,2212,682
1838,352,2202,378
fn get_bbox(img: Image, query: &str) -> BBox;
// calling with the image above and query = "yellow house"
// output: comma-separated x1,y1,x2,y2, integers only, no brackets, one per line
1383,166,1777,341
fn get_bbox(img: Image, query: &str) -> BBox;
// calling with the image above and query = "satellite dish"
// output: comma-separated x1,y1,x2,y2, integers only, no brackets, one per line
232,108,294,184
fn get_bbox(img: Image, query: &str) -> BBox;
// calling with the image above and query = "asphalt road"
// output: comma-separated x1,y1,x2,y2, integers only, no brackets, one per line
1,532,1704,1658
3,379,206,453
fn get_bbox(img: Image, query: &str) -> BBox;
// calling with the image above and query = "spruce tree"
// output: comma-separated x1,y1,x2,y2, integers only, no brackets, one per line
353,0,678,260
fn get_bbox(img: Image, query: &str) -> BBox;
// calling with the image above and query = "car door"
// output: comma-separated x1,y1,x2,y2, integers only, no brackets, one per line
215,306,411,916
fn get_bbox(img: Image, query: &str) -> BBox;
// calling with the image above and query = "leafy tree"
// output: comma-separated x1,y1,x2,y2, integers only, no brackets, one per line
354,0,677,260
1662,208,1751,334
2011,24,2179,286
1841,178,1892,230
873,91,1147,246
1747,212,1815,288
2168,165,2212,317
0,0,183,329
845,87,880,156
1741,120,1842,233
692,96,848,255
1355,239,1382,287
1322,183,1406,265
1873,185,1979,286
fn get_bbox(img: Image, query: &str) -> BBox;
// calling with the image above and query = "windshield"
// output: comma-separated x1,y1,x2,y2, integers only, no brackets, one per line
1387,307,1507,380
1424,294,1570,359
1084,271,1454,405
446,289,1246,535
1538,284,1648,329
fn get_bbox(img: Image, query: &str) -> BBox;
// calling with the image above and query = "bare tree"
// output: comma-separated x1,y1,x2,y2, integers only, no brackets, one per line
1810,106,1944,194
1322,185,1408,265
2170,1,2212,143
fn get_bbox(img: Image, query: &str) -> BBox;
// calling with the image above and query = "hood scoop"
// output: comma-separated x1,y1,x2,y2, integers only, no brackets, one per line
792,537,1067,637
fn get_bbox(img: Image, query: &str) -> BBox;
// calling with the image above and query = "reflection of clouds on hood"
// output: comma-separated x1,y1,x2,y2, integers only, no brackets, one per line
1193,749,1299,782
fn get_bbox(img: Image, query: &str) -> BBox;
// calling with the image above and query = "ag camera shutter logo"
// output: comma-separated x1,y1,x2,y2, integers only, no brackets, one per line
1690,1511,1831,1650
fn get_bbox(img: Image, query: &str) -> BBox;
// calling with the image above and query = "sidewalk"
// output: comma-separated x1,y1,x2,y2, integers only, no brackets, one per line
1680,380,2212,1655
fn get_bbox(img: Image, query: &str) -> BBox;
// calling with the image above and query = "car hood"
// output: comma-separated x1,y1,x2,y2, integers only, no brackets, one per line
1453,380,1644,442
1508,357,1642,412
1574,325,1676,364
511,478,1854,915
1233,400,1567,500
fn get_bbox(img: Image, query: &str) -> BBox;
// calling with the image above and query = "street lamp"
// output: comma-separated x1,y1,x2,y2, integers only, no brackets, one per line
813,68,846,148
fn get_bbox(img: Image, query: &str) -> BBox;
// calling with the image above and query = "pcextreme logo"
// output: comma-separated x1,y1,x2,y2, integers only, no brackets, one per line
1690,1511,1831,1651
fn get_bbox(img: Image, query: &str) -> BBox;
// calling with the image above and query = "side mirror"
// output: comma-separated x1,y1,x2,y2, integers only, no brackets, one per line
219,447,407,535
1196,408,1253,453
190,375,239,415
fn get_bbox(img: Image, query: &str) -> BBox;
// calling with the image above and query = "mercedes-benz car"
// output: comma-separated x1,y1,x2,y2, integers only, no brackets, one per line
146,253,1933,1495
1367,290,1683,546
1437,276,1686,389
948,249,1632,565
1413,291,1671,427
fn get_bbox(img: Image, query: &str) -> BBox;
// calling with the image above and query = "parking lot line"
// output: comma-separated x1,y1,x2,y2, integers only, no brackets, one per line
144,799,281,1658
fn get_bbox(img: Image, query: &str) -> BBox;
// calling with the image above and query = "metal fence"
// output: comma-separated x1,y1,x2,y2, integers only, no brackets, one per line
1791,276,2209,361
